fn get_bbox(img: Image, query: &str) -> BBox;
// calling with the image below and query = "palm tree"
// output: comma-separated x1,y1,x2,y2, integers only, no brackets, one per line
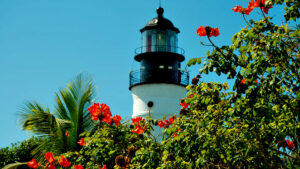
19,73,97,160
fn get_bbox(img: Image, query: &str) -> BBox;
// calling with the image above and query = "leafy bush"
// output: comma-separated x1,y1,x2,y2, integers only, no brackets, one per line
0,137,45,168
21,0,300,168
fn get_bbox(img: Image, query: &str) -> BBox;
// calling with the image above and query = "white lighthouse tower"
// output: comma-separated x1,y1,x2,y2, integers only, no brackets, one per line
129,7,189,120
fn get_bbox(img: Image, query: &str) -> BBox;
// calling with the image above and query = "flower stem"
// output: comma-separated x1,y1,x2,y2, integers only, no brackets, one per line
242,14,252,28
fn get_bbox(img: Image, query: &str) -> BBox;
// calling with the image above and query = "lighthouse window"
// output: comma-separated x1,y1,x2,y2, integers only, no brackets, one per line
141,30,178,53
147,101,154,108
159,65,164,69
168,66,173,70
147,35,152,52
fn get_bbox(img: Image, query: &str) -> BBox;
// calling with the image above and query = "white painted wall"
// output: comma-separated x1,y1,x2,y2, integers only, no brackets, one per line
131,83,187,119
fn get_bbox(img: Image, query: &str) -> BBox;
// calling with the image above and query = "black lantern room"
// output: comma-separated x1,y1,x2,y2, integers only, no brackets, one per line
129,7,189,89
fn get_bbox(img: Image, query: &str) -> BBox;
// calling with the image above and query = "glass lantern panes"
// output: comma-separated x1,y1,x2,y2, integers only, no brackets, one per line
142,30,177,53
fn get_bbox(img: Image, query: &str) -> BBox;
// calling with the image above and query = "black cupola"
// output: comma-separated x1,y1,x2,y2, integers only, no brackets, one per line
129,7,189,89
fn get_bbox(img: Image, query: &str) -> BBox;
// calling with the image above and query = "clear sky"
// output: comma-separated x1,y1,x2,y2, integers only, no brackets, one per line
0,0,286,147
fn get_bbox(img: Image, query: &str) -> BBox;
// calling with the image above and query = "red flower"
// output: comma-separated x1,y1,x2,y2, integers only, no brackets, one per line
251,0,273,14
131,117,144,124
168,117,174,125
88,103,112,123
74,165,84,169
173,129,182,137
65,130,70,137
197,26,220,37
88,103,101,119
113,115,122,126
232,0,257,15
196,26,206,36
102,116,112,125
180,102,189,109
209,28,220,37
240,78,246,85
232,5,243,13
91,116,99,121
188,93,195,98
77,138,86,146
286,139,295,150
255,80,259,84
157,120,165,128
99,165,107,169
45,152,55,164
58,155,71,168
48,164,56,169
132,123,144,135
27,159,40,169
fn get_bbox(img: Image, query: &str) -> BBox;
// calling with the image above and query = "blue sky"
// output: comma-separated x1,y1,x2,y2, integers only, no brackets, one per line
0,0,286,147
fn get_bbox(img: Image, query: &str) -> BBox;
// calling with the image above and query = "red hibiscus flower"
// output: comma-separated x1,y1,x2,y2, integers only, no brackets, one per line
286,139,295,150
88,103,101,119
88,103,112,123
27,159,40,169
168,117,174,125
240,78,246,85
180,102,189,109
197,26,220,37
77,138,86,146
131,117,144,124
113,115,122,126
74,165,84,169
58,155,71,168
157,120,165,128
196,26,206,36
173,129,182,138
132,123,144,134
99,165,107,169
188,93,195,98
251,0,273,14
65,130,70,137
232,5,243,13
45,152,55,164
209,28,220,37
48,164,56,169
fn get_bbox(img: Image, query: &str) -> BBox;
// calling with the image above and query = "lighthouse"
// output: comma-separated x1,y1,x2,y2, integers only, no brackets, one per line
129,7,189,120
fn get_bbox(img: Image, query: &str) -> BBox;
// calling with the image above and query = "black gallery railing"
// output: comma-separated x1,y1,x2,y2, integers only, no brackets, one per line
135,45,185,55
129,69,189,87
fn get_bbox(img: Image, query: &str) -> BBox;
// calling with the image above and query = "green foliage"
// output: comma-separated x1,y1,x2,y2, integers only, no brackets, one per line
17,1,300,168
0,137,45,169
19,73,97,161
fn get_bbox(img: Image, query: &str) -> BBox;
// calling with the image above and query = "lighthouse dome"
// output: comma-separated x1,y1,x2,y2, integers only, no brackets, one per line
140,7,180,33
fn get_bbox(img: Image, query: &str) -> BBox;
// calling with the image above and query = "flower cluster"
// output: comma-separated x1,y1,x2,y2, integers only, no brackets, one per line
74,165,84,169
278,139,295,150
157,117,175,128
197,26,220,37
77,138,86,146
180,101,190,109
88,103,122,126
27,159,40,169
27,151,108,169
239,78,259,86
232,0,273,15
28,153,72,169
173,129,181,138
131,117,146,135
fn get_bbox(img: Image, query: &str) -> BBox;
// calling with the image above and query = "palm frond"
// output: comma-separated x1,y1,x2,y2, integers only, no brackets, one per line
54,73,97,149
19,73,98,157
19,102,56,136
3,162,27,169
